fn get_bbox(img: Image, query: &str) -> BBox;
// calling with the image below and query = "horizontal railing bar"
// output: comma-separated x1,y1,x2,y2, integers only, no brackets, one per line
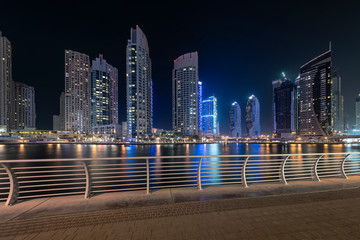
150,172,195,176
284,172,312,176
18,191,84,199
151,176,195,180
0,187,10,190
91,187,146,193
20,186,85,193
0,178,9,180
202,160,244,163
201,177,242,181
247,179,280,183
201,166,242,171
149,168,195,172
245,167,281,171
149,164,198,169
284,162,315,165
91,171,147,175
151,179,197,184
13,165,83,170
201,173,239,178
150,184,197,189
202,163,243,166
89,163,147,167
90,167,146,171
1,152,358,163
15,169,85,174
92,179,147,184
19,178,86,184
246,175,280,180
319,174,341,177
202,181,242,186
286,176,313,180
19,182,86,188
284,167,314,171
201,170,239,174
18,173,85,179
317,170,340,173
0,182,9,185
92,183,146,188
92,174,147,179
149,161,199,165
245,172,280,176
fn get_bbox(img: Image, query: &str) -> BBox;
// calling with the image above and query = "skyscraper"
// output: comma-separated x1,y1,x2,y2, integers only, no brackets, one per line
0,31,12,131
356,94,360,130
246,95,260,137
172,52,199,136
331,71,344,134
272,78,283,133
126,26,153,139
229,102,241,137
201,96,219,137
299,49,332,136
10,82,36,130
53,92,65,131
198,81,203,132
90,54,118,127
273,79,297,136
64,50,91,133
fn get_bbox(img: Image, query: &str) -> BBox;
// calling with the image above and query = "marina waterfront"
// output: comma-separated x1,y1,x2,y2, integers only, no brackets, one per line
0,143,359,160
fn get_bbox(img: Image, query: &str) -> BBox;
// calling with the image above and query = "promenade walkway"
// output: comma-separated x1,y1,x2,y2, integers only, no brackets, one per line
1,177,360,239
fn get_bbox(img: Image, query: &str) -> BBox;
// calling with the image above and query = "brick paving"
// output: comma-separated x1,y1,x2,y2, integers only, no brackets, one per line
1,187,360,239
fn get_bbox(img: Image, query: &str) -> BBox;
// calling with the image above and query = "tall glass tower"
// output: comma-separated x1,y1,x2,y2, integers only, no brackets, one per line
64,50,91,133
126,26,153,139
299,48,332,136
331,71,344,134
201,96,218,137
356,94,360,131
172,52,199,136
0,31,12,131
246,95,260,137
229,102,241,137
90,54,118,127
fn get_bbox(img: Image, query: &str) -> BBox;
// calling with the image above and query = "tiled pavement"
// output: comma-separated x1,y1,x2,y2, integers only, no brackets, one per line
1,180,360,239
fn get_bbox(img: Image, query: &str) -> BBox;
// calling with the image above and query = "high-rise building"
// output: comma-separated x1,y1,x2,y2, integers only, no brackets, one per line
64,50,91,133
299,49,332,136
172,52,200,136
10,81,36,130
90,54,118,128
198,81,203,132
0,31,12,131
229,102,241,137
246,95,260,137
201,96,219,137
53,92,65,131
126,26,153,139
272,78,283,133
331,71,344,134
356,94,360,130
273,79,297,136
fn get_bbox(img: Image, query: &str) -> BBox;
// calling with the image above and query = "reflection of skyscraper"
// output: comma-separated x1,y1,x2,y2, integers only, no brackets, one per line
273,79,297,136
90,54,118,127
0,31,12,131
126,26,152,139
246,95,260,137
64,50,91,133
299,48,332,136
201,96,218,137
356,94,360,130
230,102,241,137
331,71,344,134
172,52,199,135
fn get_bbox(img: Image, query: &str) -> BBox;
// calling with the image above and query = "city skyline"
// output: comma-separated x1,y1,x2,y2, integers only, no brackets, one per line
1,2,360,134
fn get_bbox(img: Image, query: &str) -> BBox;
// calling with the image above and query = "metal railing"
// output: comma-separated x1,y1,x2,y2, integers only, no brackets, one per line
0,152,359,206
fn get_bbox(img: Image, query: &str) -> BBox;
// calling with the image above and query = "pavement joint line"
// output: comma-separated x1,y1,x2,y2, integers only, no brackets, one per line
9,197,53,221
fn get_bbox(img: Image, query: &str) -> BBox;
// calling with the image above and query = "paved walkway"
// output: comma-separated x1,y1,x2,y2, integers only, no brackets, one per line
1,177,360,239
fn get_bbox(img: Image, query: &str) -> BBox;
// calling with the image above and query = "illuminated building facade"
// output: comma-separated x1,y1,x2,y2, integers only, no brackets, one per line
273,78,297,136
53,92,65,131
90,54,118,127
356,94,360,130
229,102,241,137
64,50,91,133
198,81,203,132
331,71,344,134
10,82,36,130
0,31,12,131
246,95,260,137
172,52,200,135
126,26,153,139
201,96,218,137
299,49,332,136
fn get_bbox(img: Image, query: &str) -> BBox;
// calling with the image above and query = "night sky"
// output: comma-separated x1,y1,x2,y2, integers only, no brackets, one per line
1,1,360,134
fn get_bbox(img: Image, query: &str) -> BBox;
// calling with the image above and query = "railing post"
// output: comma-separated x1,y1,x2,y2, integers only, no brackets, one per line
280,155,290,185
1,163,19,206
81,161,91,199
146,158,150,194
312,155,323,182
197,157,203,190
241,156,250,188
340,154,351,179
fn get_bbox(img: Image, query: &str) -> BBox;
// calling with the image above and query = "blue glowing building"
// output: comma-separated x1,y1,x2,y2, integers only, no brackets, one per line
201,96,219,137
246,95,260,137
230,102,241,137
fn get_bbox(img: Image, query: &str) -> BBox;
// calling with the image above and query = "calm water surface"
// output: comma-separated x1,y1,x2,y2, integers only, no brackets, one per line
0,143,359,160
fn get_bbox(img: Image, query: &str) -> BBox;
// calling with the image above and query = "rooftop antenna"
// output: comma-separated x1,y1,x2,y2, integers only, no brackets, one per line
329,41,332,51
